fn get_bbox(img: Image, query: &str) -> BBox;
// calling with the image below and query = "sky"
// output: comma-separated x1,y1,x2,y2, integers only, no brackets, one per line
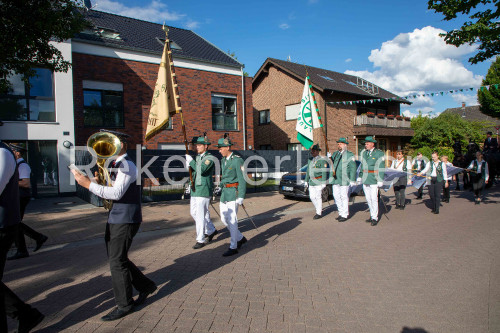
90,0,496,118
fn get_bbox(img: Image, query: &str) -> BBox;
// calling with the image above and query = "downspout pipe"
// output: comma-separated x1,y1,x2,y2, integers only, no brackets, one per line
241,67,246,150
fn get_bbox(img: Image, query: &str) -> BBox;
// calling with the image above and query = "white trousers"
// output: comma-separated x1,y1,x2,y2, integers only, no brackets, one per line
363,184,379,220
309,184,325,216
190,196,216,243
220,201,244,250
332,184,349,218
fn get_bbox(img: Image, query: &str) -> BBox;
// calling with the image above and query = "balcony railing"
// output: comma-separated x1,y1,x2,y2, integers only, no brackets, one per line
354,115,411,128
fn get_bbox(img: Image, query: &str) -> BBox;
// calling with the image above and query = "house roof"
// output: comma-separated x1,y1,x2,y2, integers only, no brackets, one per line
253,58,409,104
73,10,242,69
442,105,500,126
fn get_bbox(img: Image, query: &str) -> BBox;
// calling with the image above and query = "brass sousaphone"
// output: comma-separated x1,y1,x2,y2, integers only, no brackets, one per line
87,131,122,210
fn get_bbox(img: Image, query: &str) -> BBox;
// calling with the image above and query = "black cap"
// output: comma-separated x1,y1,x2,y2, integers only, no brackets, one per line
9,144,27,153
487,131,493,135
100,129,131,142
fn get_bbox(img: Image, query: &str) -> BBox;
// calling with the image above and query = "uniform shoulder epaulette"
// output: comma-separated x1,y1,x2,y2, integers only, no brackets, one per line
233,154,241,159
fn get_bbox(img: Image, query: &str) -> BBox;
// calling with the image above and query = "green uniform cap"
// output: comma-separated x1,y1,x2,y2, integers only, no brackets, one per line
336,137,349,144
216,137,233,147
364,136,377,143
310,144,321,151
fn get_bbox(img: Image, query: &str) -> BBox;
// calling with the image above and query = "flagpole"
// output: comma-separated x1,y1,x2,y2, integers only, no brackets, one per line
163,26,195,190
304,66,329,153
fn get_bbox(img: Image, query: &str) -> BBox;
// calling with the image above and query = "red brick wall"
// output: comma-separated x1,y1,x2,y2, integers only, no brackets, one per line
72,53,253,150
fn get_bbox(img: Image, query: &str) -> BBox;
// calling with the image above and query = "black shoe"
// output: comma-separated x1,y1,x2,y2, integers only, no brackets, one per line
135,284,157,306
338,217,347,222
206,230,218,242
371,219,378,226
237,237,247,249
7,251,29,260
101,307,134,321
401,205,405,210
34,235,48,252
222,248,238,257
193,242,205,249
313,214,322,220
433,211,439,214
335,216,341,221
416,196,422,199
395,205,400,210
365,218,372,223
18,308,44,333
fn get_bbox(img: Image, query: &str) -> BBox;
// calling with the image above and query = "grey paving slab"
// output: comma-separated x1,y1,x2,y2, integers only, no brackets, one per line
3,186,500,332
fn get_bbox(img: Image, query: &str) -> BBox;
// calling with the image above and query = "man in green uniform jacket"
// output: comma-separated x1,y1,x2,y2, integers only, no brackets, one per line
357,136,385,226
185,135,218,249
328,138,356,222
304,144,329,219
216,136,247,257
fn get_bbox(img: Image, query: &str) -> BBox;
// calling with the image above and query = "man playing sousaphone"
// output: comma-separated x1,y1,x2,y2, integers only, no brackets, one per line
72,130,156,321
185,134,219,249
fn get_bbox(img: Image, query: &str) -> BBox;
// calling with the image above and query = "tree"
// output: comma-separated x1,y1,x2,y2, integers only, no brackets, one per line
227,50,249,76
428,0,500,64
0,0,88,93
410,112,490,159
477,56,500,118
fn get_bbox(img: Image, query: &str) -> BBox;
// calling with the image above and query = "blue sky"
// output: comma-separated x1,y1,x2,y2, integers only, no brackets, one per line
93,0,495,117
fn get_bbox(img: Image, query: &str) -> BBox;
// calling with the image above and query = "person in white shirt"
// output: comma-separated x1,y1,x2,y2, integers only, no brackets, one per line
466,151,489,204
389,150,411,210
441,156,453,203
419,151,448,214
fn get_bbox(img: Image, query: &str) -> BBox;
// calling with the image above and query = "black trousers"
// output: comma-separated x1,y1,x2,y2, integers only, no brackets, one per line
14,197,44,254
416,185,424,198
442,183,450,201
472,176,485,198
428,178,443,213
393,176,407,206
1,225,33,332
106,223,155,311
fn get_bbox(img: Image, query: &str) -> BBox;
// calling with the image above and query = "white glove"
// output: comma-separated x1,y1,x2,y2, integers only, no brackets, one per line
356,177,362,185
304,182,309,189
236,198,244,205
350,182,356,187
327,152,332,158
184,184,191,195
377,181,383,188
213,186,221,195
185,154,193,164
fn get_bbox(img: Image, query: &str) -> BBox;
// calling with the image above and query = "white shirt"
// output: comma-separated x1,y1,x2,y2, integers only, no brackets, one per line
0,147,16,194
88,154,137,201
390,158,408,171
467,159,489,182
16,158,31,180
421,160,448,180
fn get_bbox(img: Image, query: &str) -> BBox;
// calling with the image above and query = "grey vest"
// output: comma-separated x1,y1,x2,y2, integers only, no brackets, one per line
107,156,142,224
0,142,21,229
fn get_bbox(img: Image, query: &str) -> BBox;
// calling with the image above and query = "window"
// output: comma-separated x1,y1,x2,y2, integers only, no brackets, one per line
259,110,270,125
0,68,55,121
83,89,124,127
259,144,272,150
212,94,237,131
287,143,306,151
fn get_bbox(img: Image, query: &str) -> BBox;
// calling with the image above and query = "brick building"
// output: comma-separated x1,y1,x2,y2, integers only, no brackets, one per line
252,58,413,158
73,10,253,150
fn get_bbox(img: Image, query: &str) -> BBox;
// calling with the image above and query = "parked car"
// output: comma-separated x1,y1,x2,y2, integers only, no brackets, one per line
279,165,332,202
279,161,362,202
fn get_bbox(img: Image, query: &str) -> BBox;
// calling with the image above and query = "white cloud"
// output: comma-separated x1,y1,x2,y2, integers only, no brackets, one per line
98,0,187,23
451,92,479,106
345,58,352,63
345,26,483,95
185,20,199,29
279,23,290,30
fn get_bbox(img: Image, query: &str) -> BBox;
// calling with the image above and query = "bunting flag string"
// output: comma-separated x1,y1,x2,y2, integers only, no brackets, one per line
327,84,499,106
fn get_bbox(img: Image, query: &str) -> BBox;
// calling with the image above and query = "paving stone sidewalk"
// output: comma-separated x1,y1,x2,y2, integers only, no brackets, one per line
4,186,500,332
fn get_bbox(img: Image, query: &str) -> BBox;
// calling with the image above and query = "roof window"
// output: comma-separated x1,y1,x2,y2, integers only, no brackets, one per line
318,75,334,81
156,38,182,50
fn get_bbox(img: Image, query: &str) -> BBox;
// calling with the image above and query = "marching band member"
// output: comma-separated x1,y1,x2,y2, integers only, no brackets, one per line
441,156,453,203
216,136,247,257
328,138,356,222
390,150,411,210
419,151,448,214
358,136,385,226
466,151,489,204
72,130,156,321
185,135,218,249
411,152,426,199
305,144,328,220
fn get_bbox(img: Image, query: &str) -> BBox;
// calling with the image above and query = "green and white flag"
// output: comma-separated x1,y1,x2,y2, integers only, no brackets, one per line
296,77,321,149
